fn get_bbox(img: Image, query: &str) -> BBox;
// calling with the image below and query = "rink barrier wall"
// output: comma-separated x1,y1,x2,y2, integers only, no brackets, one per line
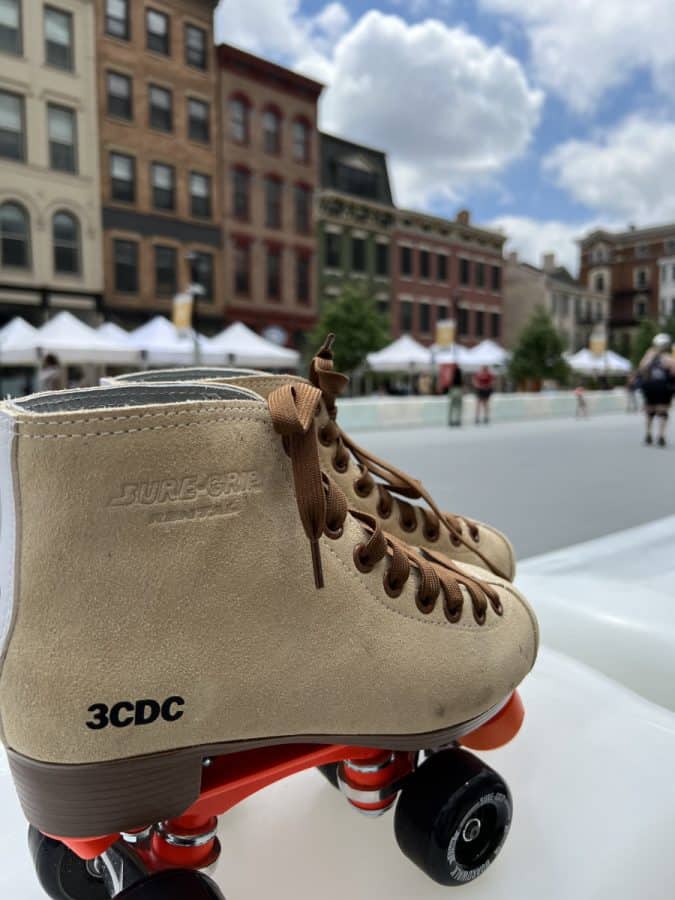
338,389,628,431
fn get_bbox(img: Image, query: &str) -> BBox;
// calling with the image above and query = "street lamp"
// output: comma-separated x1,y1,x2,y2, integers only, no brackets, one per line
185,251,205,365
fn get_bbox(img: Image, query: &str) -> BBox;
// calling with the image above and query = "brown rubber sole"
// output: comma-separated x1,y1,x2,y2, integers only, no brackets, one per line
8,698,507,838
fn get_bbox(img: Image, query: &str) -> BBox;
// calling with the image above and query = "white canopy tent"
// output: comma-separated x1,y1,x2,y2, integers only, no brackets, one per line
207,322,300,369
463,339,510,371
366,335,433,373
128,316,221,366
567,348,631,375
0,312,140,366
433,343,473,366
98,322,133,344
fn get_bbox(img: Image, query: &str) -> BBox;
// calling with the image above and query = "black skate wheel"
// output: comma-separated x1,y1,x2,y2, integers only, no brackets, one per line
316,762,340,789
393,748,512,886
28,827,110,900
116,869,226,899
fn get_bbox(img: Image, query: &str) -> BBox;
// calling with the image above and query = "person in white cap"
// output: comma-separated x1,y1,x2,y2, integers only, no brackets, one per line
638,333,675,446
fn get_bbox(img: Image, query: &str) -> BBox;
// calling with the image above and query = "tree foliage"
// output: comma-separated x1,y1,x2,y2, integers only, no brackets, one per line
308,284,390,374
509,307,569,387
630,318,658,367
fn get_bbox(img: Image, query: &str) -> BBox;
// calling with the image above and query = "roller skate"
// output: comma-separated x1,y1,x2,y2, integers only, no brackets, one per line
107,334,516,580
0,381,537,897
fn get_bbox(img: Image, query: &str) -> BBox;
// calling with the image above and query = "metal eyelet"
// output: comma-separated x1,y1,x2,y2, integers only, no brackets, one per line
399,515,417,534
423,526,440,543
415,592,435,614
353,480,372,498
450,534,461,547
333,455,349,474
353,543,374,573
383,572,404,598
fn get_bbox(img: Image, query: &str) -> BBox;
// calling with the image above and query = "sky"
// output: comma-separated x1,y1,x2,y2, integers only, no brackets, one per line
214,0,675,274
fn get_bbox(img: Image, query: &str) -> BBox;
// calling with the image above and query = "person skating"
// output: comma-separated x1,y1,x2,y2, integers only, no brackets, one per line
448,363,464,427
638,332,675,446
473,365,495,424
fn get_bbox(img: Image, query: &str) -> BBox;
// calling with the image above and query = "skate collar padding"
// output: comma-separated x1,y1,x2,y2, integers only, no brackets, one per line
104,368,261,386
10,383,262,413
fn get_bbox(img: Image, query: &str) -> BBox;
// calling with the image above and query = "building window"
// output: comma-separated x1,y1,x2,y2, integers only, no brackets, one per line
0,201,30,267
458,307,468,336
336,161,377,199
266,245,281,301
52,211,79,274
352,236,366,273
491,313,500,339
234,241,250,296
292,118,310,163
154,245,177,297
232,167,250,221
594,273,605,292
230,96,249,144
459,258,471,286
438,304,449,321
0,90,24,161
187,98,209,143
635,244,648,258
294,184,311,234
105,0,129,40
400,246,413,277
491,265,501,291
151,162,175,211
325,232,341,269
376,242,389,277
437,254,447,282
263,107,281,154
475,310,485,337
265,176,282,229
297,252,310,305
0,0,21,55
149,85,172,132
190,171,211,219
634,267,649,289
420,250,430,279
44,6,73,70
185,24,206,69
146,9,169,55
47,104,77,172
110,152,135,203
377,298,389,319
107,71,132,120
666,239,675,255
419,302,431,334
635,297,648,318
476,262,485,288
399,300,413,332
190,251,213,302
113,239,137,293
590,245,609,264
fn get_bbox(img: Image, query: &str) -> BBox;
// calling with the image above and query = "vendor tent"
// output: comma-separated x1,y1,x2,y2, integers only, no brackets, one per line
567,348,631,375
98,321,133,344
0,312,139,365
433,343,472,366
128,316,220,366
0,317,40,365
366,335,432,372
463,339,510,370
207,322,299,369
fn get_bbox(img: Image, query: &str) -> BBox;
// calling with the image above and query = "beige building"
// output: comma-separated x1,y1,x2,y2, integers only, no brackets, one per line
0,0,103,322
503,252,609,351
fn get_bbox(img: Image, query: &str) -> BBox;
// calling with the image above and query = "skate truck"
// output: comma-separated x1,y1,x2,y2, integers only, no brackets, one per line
27,693,523,899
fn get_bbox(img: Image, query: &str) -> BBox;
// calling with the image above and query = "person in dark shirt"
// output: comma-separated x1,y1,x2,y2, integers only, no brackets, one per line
473,365,495,424
448,364,464,427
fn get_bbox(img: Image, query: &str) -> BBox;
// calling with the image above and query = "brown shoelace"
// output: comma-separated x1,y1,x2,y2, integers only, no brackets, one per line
309,334,507,579
268,381,502,624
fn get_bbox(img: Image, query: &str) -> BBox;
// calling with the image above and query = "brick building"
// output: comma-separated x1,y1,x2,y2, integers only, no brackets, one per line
0,0,103,323
217,44,322,348
392,209,505,345
317,133,396,319
578,223,675,355
96,0,221,329
503,252,609,351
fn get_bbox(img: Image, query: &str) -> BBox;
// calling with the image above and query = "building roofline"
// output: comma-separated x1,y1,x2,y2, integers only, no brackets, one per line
217,43,324,98
319,131,389,160
578,222,675,246
396,207,506,245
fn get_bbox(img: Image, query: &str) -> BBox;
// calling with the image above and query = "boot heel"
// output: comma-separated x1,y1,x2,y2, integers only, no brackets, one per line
7,747,202,838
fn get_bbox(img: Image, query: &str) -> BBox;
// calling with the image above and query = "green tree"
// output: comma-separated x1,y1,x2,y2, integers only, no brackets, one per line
308,284,390,374
631,319,658,367
509,307,569,388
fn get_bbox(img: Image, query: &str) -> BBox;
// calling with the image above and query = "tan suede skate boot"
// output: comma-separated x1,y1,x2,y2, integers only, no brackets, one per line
0,381,537,840
109,339,516,580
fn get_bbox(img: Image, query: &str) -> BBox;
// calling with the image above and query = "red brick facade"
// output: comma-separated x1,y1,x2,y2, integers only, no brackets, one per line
392,210,505,346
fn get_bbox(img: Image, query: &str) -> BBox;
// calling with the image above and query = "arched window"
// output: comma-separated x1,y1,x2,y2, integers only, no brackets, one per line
292,117,310,163
229,95,250,144
594,273,604,292
262,106,281,154
0,201,30,268
52,211,80,274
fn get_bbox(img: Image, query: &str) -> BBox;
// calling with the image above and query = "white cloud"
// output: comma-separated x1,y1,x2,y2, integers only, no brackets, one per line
545,115,675,223
488,215,593,274
479,0,675,113
317,12,543,206
215,5,542,208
